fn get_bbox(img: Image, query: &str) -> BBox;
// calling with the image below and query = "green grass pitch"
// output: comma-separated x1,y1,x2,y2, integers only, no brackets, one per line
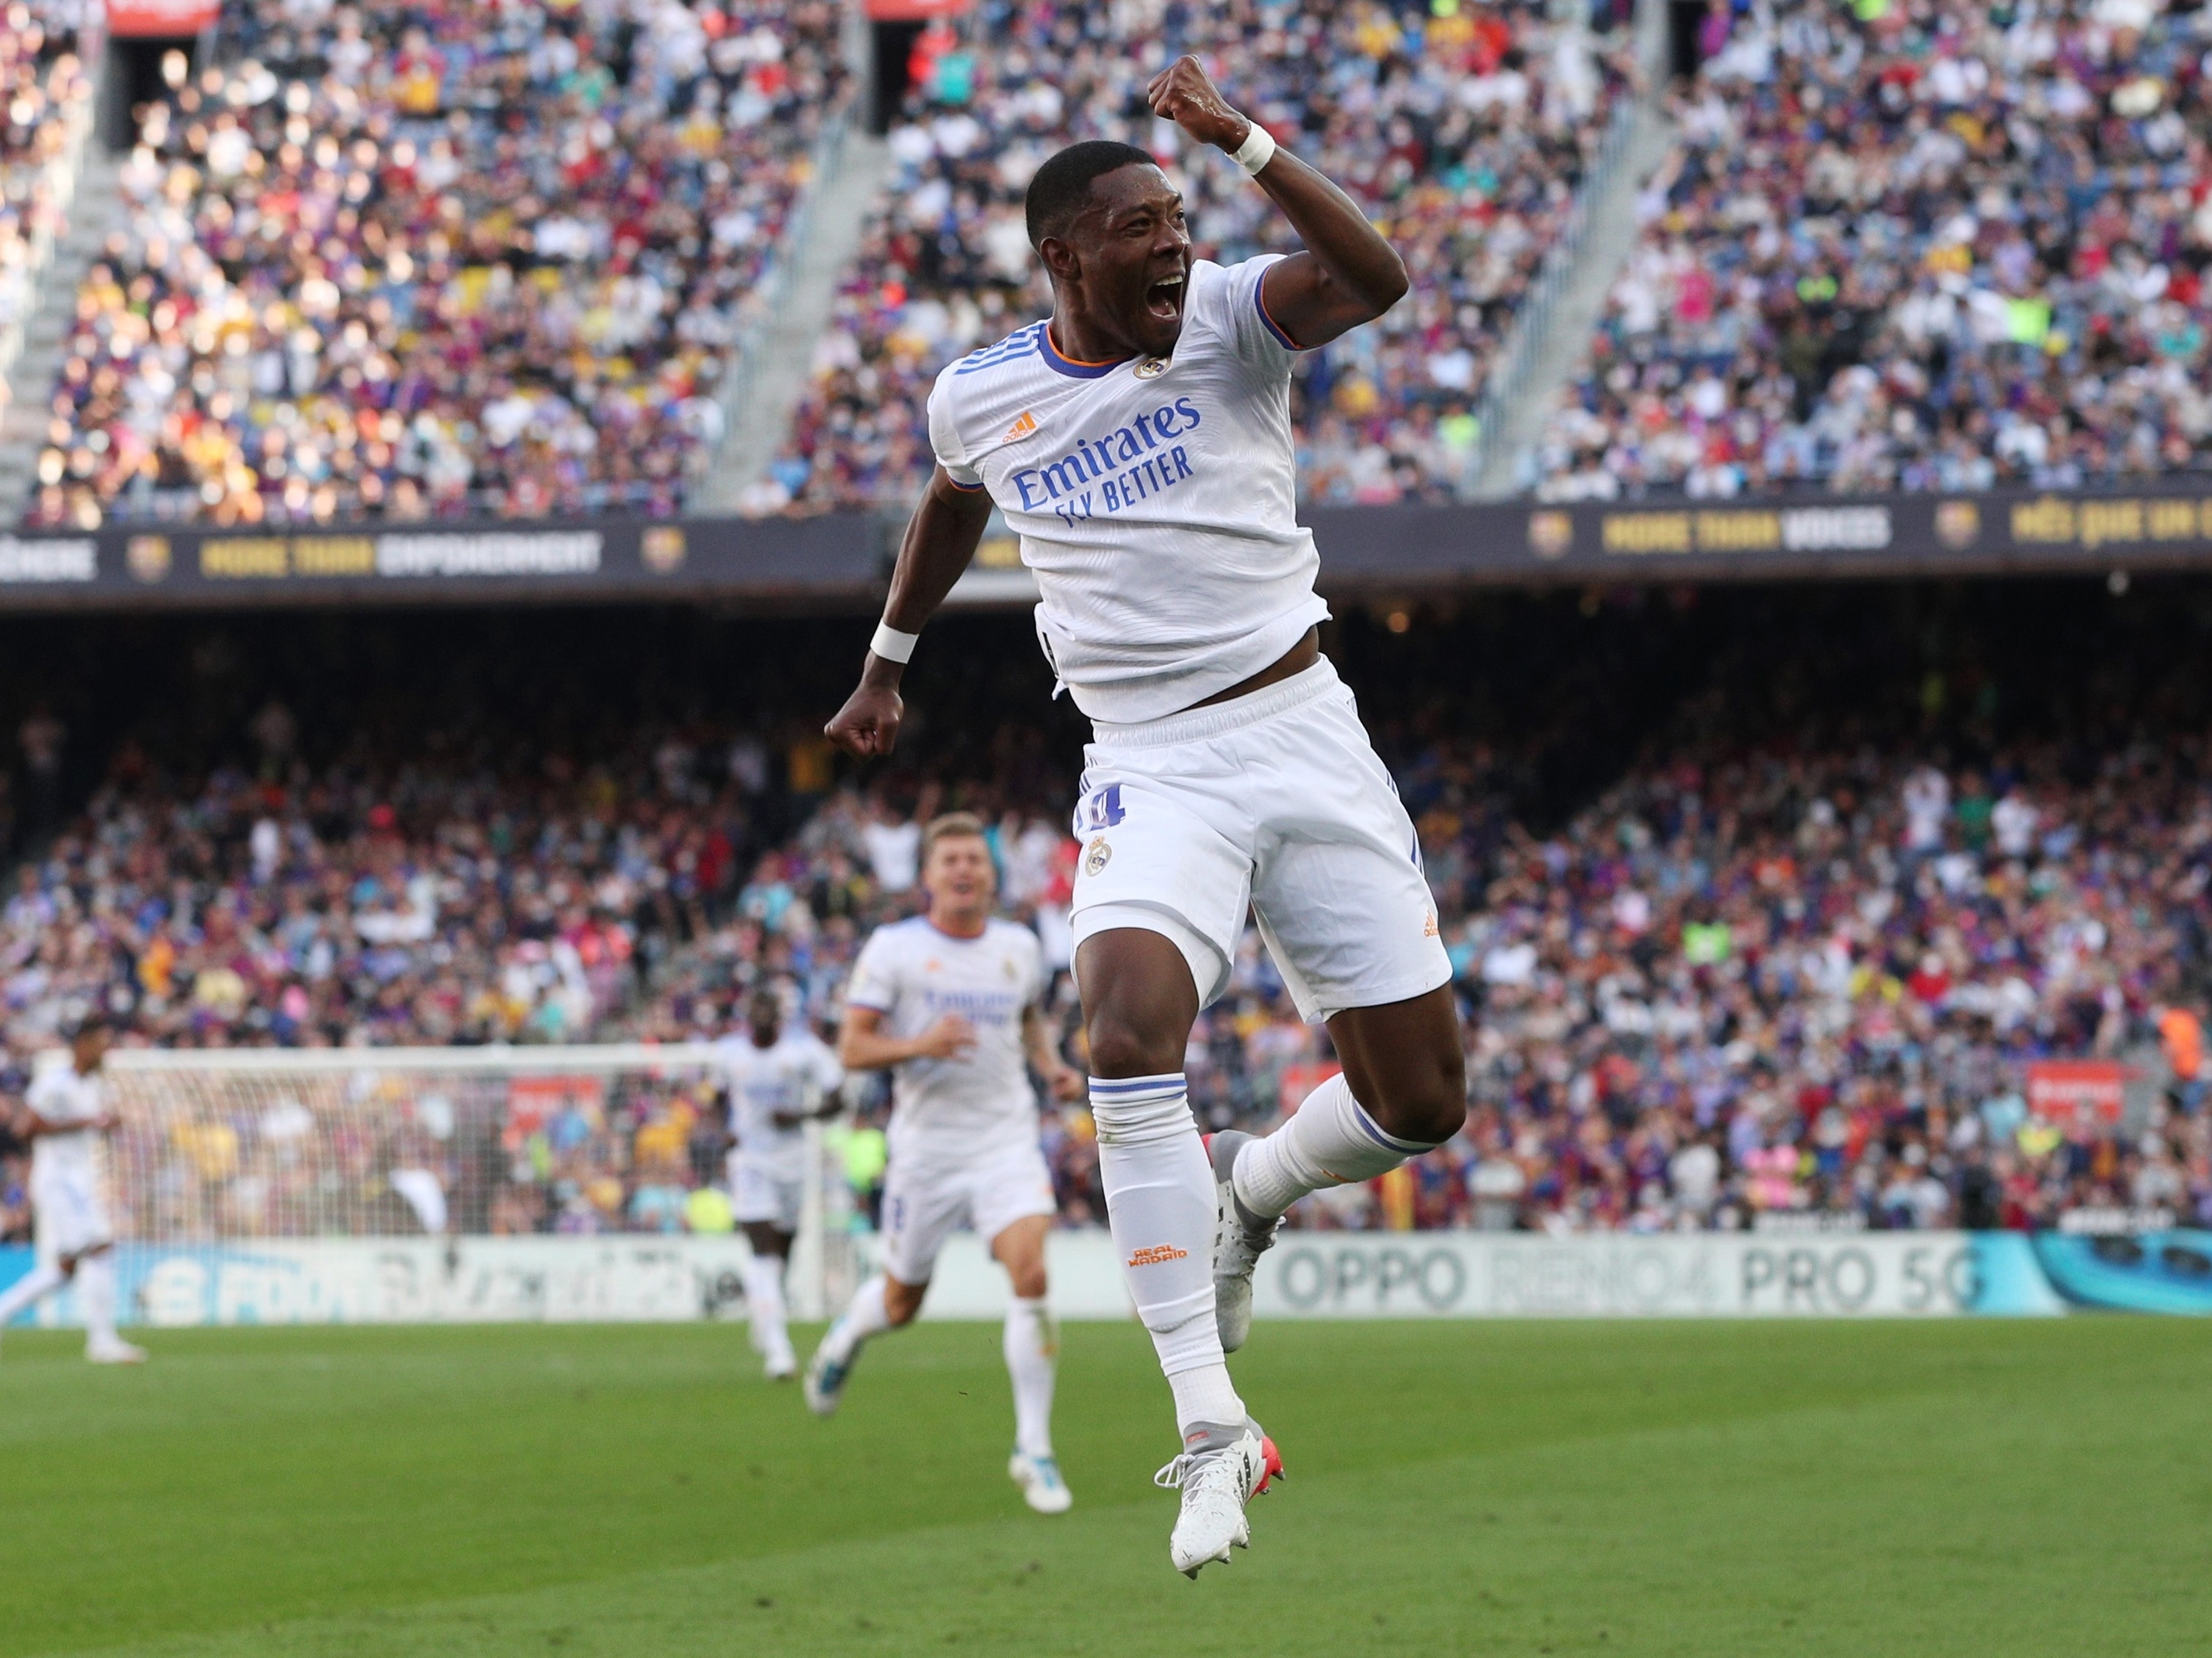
2,1316,2206,1657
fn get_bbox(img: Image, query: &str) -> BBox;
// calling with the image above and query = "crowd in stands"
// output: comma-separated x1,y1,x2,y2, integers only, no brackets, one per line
0,1,93,414
760,0,1632,514
1538,0,2212,500
7,590,2212,1241
23,0,847,531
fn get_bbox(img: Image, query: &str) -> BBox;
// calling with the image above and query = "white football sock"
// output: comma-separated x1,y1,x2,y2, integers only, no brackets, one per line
76,1255,119,1346
1002,1296,1058,1459
1090,1074,1246,1435
819,1274,893,1366
1234,1071,1444,1221
741,1253,790,1362
0,1262,64,1328
1168,1364,1246,1437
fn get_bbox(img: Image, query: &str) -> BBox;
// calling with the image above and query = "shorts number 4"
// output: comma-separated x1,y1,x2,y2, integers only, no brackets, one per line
1077,783,1126,832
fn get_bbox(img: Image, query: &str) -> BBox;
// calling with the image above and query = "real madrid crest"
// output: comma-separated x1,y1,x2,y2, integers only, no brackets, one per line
1133,358,1170,380
1084,836,1112,876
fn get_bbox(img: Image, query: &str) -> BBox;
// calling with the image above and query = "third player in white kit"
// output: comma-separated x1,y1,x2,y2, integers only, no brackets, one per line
803,814,1087,1515
720,985,843,1381
0,1016,147,1363
827,59,1468,1575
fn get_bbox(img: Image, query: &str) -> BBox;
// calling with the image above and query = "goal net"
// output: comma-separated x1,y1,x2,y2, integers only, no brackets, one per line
97,1045,852,1319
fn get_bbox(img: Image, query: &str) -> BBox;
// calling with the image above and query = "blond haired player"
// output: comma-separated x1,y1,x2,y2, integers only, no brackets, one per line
804,814,1087,1515
826,59,1465,1575
0,1017,146,1363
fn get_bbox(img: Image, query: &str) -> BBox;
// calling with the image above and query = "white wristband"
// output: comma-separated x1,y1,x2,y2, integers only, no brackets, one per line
1232,122,1277,176
870,622,918,664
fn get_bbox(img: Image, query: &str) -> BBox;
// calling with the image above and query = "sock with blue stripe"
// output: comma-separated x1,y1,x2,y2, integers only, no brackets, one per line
1090,1073,1245,1434
1233,1071,1441,1220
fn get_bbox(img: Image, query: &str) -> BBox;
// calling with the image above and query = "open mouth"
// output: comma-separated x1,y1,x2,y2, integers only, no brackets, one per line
1144,272,1184,321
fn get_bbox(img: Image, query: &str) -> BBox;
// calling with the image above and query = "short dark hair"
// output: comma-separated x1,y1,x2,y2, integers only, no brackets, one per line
1024,140,1156,249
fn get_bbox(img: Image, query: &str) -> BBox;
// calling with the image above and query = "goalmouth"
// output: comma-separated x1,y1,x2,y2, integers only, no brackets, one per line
81,1044,849,1326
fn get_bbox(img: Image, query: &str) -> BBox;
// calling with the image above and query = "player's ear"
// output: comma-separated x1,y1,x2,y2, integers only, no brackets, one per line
1038,234,1079,284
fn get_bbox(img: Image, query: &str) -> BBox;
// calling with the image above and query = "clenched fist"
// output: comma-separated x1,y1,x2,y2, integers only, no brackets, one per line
825,674,904,757
1146,55,1253,154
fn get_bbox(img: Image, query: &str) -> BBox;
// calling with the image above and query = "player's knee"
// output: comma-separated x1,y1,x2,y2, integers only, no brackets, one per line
1369,1047,1467,1145
1082,1010,1182,1081
1007,1260,1047,1300
882,1278,926,1325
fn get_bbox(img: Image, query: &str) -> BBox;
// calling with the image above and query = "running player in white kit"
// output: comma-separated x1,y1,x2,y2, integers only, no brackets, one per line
803,814,1087,1516
0,1017,147,1363
719,984,844,1381
824,59,1467,1576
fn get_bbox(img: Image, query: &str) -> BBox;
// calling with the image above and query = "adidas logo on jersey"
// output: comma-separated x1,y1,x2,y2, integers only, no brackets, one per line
1126,1244,1189,1268
1003,410,1039,443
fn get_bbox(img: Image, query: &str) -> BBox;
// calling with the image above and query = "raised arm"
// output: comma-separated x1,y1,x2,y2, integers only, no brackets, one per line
824,467,996,757
1146,55,1409,350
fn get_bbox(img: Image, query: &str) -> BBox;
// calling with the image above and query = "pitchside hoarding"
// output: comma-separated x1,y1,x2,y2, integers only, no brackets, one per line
10,1228,2212,1327
7,486,2212,608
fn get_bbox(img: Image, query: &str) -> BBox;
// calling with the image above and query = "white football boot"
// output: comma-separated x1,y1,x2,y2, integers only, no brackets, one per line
1007,1450,1074,1515
803,1335,853,1416
763,1343,798,1382
87,1336,147,1365
1156,1419,1286,1579
1206,1132,1280,1354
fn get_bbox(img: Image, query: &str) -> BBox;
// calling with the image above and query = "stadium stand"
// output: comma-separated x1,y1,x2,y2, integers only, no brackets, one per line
760,0,1634,514
4,588,2209,1240
0,1,94,411
1536,0,2212,500
21,0,848,530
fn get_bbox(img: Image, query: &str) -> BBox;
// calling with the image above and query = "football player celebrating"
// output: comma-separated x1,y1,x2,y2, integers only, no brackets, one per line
824,59,1464,1574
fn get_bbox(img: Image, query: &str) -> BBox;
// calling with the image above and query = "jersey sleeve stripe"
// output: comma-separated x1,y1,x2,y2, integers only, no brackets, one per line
945,474,987,491
1254,275,1304,352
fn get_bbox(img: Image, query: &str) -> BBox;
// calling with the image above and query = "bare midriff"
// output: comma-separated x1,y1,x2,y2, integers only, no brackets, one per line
1186,626,1321,711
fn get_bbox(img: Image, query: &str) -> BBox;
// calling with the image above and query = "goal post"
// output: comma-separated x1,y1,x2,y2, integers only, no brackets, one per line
91,1044,852,1324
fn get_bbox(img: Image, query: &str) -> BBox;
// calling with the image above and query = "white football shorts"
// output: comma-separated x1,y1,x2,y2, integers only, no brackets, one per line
1068,657,1452,1022
878,1138,1057,1287
728,1153,804,1233
34,1169,112,1264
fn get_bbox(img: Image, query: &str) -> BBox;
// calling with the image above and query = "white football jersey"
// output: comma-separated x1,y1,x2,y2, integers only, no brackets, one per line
25,1062,103,1188
927,255,1329,723
845,916,1044,1166
718,1029,843,1180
